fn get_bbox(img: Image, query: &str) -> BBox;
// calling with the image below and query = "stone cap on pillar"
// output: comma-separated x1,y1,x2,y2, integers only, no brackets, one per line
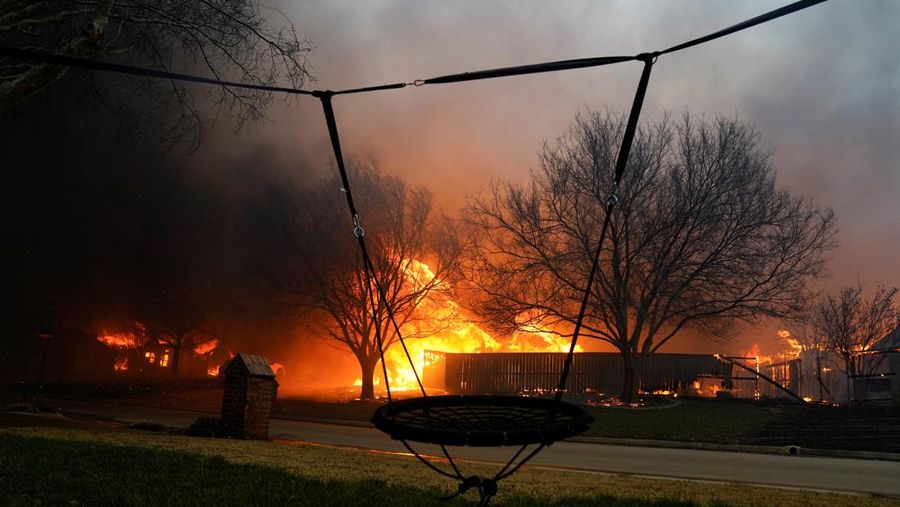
225,353,277,378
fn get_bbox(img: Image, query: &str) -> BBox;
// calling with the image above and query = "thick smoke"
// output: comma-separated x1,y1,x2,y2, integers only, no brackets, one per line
0,77,347,385
3,1,897,381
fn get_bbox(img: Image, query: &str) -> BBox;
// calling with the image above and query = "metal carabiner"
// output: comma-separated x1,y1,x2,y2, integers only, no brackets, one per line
352,214,365,238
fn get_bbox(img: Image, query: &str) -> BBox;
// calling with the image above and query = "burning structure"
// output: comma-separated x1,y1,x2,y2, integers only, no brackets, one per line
848,325,900,405
95,325,226,378
766,326,900,406
423,351,803,400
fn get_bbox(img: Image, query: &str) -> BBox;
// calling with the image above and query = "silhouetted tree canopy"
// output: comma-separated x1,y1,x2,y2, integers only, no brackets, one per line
0,0,312,146
814,284,899,401
466,111,837,402
260,164,465,399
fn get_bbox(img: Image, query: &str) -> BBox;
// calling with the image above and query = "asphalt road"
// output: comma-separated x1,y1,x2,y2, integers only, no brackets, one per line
20,397,900,498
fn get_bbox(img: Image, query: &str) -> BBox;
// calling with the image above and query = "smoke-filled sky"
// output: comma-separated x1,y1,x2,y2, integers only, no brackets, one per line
219,0,897,357
3,1,898,379
244,0,898,293
213,0,900,358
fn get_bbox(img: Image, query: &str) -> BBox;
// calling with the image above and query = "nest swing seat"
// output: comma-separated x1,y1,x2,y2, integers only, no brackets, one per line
372,394,594,447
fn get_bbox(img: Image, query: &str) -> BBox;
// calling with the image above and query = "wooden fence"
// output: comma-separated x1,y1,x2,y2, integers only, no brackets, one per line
423,351,728,395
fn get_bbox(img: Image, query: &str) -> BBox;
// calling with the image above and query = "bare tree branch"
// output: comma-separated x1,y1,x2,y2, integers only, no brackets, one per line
465,110,837,402
261,163,465,400
0,0,312,147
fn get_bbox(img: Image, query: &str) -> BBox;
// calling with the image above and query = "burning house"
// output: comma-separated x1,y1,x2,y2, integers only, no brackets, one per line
95,325,225,379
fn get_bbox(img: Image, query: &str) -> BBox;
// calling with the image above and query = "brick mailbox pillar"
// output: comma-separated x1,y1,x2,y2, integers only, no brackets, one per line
222,353,278,439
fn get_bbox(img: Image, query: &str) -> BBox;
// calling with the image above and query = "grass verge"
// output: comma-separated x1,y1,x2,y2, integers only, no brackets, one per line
2,427,894,506
583,399,774,443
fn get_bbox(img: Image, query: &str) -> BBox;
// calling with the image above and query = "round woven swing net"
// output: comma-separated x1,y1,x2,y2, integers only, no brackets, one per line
372,395,594,447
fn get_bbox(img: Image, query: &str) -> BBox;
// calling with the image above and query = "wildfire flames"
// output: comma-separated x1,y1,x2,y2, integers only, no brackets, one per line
96,323,223,376
114,357,128,371
97,326,148,373
741,329,805,367
380,259,581,391
194,339,218,356
96,327,146,349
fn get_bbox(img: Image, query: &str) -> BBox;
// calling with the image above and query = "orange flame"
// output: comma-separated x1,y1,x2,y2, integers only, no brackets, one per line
194,339,218,356
113,356,128,372
382,259,581,390
97,331,143,349
777,329,804,358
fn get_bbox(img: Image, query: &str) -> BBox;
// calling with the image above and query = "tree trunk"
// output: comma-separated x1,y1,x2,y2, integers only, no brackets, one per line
848,357,863,402
621,352,640,404
815,351,824,401
358,356,379,401
843,356,853,403
170,338,183,378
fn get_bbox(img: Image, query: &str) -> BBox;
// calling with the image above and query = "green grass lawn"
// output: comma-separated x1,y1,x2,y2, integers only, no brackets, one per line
273,396,900,452
1,427,894,506
583,399,775,443
584,398,900,452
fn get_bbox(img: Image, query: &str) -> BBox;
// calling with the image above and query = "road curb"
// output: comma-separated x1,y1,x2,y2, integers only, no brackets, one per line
567,435,900,462
273,414,373,428
269,414,900,462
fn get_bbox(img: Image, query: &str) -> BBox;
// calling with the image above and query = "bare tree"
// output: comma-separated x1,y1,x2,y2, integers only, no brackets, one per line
267,165,464,400
814,284,899,402
0,0,311,146
130,278,217,378
466,111,836,403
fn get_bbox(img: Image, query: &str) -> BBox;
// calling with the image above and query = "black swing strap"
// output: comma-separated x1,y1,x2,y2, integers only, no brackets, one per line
553,55,655,400
0,46,315,95
316,91,428,398
0,0,827,100
362,253,393,403
660,0,827,56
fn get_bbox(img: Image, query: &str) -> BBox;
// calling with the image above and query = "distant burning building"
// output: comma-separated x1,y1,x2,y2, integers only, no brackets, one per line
95,325,221,378
423,351,795,399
